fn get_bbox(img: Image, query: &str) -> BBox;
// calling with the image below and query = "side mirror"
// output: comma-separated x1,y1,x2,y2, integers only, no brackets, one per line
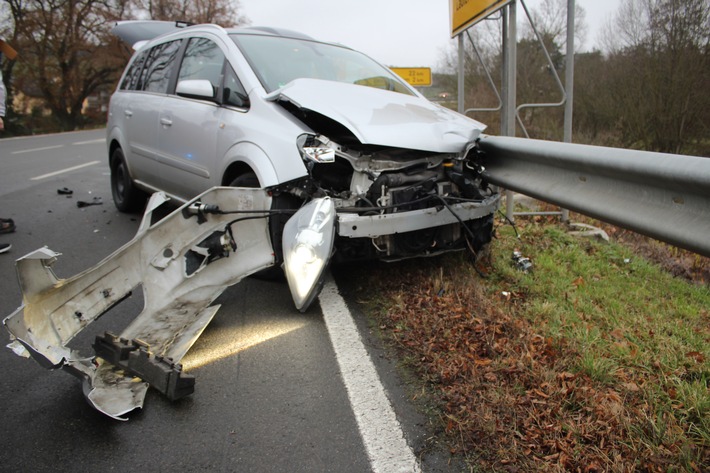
176,79,216,101
282,198,336,312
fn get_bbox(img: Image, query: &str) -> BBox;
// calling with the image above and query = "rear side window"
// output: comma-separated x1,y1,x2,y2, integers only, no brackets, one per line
120,50,148,90
178,38,225,93
141,40,182,93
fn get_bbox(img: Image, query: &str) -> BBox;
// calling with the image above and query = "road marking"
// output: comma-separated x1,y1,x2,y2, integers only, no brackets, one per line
12,144,64,154
72,138,105,145
30,160,101,181
319,277,421,473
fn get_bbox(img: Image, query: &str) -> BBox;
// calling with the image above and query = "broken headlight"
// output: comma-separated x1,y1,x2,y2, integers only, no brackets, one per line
297,134,335,163
282,197,336,312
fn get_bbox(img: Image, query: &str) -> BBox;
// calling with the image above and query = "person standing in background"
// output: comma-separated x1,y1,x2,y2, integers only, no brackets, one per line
0,49,5,132
0,39,18,253
0,38,17,131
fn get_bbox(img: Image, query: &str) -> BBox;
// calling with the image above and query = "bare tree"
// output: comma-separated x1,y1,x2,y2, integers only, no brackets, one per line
1,0,250,132
4,0,130,130
130,0,250,26
602,0,710,154
523,0,587,52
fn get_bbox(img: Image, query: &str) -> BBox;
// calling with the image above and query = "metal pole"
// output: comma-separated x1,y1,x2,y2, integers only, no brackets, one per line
457,33,465,114
505,1,517,222
501,7,509,133
561,0,575,223
506,1,517,137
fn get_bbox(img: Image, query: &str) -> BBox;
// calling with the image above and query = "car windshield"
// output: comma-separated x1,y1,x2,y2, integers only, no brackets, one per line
230,33,414,96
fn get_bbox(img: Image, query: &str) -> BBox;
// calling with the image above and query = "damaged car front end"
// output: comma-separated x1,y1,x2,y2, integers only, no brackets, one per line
3,23,501,420
231,32,501,264
263,77,500,261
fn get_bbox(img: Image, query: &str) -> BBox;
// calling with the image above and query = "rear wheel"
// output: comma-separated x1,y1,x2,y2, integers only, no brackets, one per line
110,148,146,213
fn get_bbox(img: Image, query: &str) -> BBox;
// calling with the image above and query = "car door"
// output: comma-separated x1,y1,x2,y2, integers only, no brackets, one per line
121,39,183,189
156,36,227,200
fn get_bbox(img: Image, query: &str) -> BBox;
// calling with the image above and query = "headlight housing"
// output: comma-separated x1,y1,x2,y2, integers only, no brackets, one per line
282,197,336,312
297,134,336,163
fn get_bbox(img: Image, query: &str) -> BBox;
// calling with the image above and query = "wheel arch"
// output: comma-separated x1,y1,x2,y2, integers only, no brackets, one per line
222,161,258,187
219,142,282,188
108,139,122,167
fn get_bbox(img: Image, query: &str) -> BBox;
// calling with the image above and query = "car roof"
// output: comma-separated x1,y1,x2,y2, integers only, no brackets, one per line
228,26,315,41
112,20,318,50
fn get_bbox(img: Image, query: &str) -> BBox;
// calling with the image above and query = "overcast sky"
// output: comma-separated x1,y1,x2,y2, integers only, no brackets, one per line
238,0,619,70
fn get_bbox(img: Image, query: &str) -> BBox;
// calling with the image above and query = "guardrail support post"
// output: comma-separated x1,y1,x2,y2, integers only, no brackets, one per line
504,1,517,223
560,0,576,223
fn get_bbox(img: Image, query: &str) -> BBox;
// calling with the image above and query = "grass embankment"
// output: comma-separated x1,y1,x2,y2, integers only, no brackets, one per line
363,216,709,472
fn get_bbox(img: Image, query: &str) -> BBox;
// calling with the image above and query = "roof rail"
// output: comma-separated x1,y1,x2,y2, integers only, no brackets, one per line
238,26,314,41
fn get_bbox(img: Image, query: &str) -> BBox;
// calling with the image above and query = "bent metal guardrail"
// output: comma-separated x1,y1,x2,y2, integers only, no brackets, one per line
476,135,710,258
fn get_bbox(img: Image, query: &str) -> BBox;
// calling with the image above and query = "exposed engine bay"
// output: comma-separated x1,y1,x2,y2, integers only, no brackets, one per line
276,102,499,262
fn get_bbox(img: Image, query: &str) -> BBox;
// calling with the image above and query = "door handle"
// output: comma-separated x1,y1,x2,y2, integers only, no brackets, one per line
124,110,133,118
160,117,173,127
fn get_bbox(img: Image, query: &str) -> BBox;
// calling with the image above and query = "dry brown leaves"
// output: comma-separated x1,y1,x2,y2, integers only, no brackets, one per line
363,259,706,472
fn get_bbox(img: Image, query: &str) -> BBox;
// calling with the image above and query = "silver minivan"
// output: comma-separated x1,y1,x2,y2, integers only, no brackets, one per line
107,21,500,266
2,22,503,418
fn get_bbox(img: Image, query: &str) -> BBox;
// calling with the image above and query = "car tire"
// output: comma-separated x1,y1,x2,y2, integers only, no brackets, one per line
230,172,300,280
110,147,146,213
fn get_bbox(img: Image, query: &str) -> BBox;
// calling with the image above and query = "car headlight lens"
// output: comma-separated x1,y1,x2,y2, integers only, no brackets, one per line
297,134,336,163
302,146,335,163
282,197,336,312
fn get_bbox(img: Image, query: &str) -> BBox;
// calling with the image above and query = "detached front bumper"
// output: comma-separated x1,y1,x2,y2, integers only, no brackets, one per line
336,194,500,238
3,188,336,420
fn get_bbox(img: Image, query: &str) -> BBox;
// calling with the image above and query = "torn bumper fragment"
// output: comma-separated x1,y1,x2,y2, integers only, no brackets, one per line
3,188,336,420
92,332,196,401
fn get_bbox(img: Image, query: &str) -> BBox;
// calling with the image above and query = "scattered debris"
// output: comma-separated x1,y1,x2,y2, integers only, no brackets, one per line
567,222,609,242
77,196,103,208
0,217,15,234
57,187,73,195
512,250,533,272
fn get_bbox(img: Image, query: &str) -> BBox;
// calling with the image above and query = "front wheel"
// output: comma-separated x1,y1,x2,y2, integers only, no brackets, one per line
230,172,300,279
110,147,146,213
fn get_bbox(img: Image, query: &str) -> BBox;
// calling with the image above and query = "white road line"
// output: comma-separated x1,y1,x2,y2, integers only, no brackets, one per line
12,144,64,155
30,160,101,181
72,138,105,145
319,277,421,473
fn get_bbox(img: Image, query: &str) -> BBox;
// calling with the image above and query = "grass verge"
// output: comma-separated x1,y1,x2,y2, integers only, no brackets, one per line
358,215,709,472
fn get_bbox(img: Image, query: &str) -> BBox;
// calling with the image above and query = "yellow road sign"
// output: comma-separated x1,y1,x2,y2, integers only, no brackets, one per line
391,67,432,87
450,0,512,37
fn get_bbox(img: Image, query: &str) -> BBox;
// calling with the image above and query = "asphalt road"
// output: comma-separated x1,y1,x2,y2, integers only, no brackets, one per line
0,129,460,473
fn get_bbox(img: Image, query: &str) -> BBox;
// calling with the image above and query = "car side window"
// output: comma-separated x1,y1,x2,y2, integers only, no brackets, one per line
120,50,148,90
222,65,250,109
178,38,225,94
140,40,182,93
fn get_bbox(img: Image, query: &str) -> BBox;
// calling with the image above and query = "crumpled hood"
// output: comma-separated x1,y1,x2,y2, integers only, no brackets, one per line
267,78,486,153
